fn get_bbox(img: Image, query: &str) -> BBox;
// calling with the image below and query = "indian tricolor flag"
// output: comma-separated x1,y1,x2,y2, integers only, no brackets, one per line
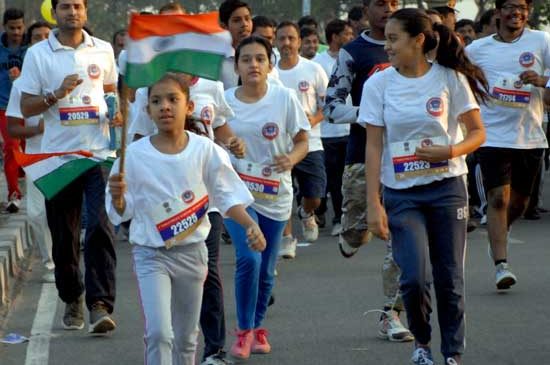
124,12,234,88
14,149,114,200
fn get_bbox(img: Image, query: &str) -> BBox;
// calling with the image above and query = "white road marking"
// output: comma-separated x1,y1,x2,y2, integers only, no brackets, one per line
25,283,57,365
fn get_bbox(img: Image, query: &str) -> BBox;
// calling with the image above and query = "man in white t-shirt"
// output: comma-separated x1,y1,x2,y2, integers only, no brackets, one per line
218,0,281,90
18,0,119,334
312,19,354,237
466,0,550,290
275,21,328,257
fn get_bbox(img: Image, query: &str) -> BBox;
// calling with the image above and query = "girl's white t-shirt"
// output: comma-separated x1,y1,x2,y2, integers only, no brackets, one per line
106,132,253,248
359,64,479,190
466,29,550,149
225,83,310,221
128,78,234,140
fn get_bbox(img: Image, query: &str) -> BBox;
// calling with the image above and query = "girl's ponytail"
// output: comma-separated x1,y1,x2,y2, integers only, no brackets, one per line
433,22,489,103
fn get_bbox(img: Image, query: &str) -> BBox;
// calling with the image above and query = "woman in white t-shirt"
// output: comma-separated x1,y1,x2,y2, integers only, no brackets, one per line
106,73,266,365
224,36,309,360
360,9,488,365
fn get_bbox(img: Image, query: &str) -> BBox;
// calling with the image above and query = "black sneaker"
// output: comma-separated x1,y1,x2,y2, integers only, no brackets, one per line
89,301,116,334
63,296,84,330
222,231,232,245
315,214,326,228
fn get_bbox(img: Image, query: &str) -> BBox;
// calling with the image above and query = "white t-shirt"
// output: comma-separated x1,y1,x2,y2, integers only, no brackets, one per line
312,51,350,138
466,29,550,149
106,132,253,248
359,64,479,190
128,78,234,140
6,82,42,154
17,30,118,155
225,83,310,221
277,56,328,151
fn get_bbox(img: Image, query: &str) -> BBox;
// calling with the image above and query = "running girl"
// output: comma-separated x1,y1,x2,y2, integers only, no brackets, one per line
361,9,488,365
223,36,310,360
106,73,266,365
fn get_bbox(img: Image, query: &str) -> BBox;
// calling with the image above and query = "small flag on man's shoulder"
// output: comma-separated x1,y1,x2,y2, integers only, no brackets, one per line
124,11,233,88
14,149,114,200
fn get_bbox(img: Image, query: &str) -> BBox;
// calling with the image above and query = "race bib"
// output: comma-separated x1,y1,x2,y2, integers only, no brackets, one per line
58,92,100,126
150,185,209,249
235,159,282,201
390,136,449,180
491,75,532,108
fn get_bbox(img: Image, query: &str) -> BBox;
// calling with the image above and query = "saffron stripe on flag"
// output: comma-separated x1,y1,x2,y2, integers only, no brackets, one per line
128,12,224,40
125,50,225,88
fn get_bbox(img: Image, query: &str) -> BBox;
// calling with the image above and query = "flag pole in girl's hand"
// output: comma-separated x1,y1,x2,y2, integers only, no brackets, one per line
115,82,129,210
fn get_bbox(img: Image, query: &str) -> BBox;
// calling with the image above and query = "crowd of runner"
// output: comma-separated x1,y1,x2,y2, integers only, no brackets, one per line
1,0,549,364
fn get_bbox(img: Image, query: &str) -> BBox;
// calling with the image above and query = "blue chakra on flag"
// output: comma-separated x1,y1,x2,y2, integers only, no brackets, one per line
154,36,175,52
262,122,279,140
182,190,195,204
518,52,535,68
426,97,443,117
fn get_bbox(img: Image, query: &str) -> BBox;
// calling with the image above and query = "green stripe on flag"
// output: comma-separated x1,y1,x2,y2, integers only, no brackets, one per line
35,159,100,200
125,50,225,88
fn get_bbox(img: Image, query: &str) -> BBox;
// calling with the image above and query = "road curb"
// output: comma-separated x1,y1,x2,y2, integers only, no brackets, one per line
0,179,33,313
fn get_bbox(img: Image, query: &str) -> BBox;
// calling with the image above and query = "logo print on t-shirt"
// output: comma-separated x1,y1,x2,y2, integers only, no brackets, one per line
518,52,535,68
200,106,213,125
82,95,92,105
262,166,272,177
298,81,310,92
426,97,443,117
421,138,434,147
262,122,279,140
182,191,195,204
87,64,101,79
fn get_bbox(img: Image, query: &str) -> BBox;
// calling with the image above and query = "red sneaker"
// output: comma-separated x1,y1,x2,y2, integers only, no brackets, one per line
251,328,271,354
230,329,253,360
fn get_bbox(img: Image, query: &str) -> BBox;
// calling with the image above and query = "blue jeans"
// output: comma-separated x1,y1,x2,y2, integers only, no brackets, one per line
384,176,468,358
224,207,286,330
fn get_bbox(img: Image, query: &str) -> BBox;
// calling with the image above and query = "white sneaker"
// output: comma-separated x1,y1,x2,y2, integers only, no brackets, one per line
378,309,414,342
330,223,342,237
411,347,434,365
495,262,517,290
201,352,234,365
42,270,55,283
6,193,20,213
299,208,318,242
278,235,297,259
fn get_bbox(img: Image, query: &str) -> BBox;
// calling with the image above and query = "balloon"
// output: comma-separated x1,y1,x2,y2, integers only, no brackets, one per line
40,0,57,25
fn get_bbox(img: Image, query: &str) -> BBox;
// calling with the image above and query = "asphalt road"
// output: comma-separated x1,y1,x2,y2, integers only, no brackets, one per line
2,174,550,365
